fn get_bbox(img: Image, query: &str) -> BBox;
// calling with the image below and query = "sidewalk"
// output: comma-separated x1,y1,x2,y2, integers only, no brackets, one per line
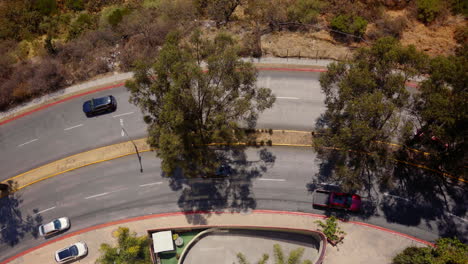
1,210,430,264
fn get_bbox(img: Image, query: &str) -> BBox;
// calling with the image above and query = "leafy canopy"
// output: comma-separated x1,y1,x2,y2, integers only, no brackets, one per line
96,227,151,264
392,237,468,264
126,30,275,178
316,37,428,191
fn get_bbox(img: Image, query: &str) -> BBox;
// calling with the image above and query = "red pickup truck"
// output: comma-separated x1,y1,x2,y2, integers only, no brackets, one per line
312,190,362,212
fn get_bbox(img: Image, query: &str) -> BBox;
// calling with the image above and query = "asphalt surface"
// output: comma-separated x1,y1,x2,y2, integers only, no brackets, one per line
1,147,466,262
0,71,324,180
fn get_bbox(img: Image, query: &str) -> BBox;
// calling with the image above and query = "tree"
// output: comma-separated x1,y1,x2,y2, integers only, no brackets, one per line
126,30,275,178
315,37,428,191
96,227,151,264
206,0,241,26
392,237,468,264
411,54,467,178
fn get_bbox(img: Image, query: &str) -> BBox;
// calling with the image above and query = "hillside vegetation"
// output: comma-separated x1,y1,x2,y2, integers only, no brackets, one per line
0,0,466,111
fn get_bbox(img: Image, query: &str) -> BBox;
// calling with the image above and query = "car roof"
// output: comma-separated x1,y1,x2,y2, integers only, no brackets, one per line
92,96,111,106
42,221,57,233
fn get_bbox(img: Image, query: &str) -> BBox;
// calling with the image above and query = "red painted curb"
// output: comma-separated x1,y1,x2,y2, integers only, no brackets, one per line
0,83,125,126
0,210,434,264
349,220,435,247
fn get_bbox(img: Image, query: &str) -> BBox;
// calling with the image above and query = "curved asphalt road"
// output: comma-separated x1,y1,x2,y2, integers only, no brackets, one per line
1,147,466,262
0,71,324,180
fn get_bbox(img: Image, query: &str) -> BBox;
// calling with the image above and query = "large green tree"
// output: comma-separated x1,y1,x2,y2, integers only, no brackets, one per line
126,30,275,178
315,37,428,191
411,53,467,179
96,227,151,264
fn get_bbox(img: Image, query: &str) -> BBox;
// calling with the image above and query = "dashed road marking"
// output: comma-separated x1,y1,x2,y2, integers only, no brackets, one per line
64,124,83,131
85,192,109,199
35,206,56,215
448,213,468,223
383,192,410,202
113,112,134,118
259,178,286,182
139,182,163,187
17,138,38,147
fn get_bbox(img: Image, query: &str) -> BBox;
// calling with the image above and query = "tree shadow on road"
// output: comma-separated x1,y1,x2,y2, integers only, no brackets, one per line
166,146,276,225
0,181,43,247
381,155,468,242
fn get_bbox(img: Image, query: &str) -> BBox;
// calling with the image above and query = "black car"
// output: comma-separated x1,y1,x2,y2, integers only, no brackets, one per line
82,95,117,117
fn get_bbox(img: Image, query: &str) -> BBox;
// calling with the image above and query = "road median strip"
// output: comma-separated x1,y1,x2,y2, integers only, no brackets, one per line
1,130,314,193
2,129,464,194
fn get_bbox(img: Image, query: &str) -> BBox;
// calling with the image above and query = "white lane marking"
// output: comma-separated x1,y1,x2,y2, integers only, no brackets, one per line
64,124,83,131
383,192,410,202
85,192,109,199
17,138,38,147
35,206,56,215
0,226,6,231
259,178,286,182
139,182,163,187
277,97,299,100
113,112,134,118
448,213,468,223
120,118,125,137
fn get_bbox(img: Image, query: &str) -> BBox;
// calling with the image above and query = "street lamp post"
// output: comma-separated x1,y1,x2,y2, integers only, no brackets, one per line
120,119,143,173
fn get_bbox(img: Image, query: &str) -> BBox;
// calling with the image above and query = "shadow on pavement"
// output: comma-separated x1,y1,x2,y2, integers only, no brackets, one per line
382,158,468,242
166,146,276,225
0,181,43,246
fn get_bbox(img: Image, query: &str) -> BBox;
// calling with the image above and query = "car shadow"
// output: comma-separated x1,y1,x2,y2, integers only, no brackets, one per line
165,146,276,225
0,181,43,247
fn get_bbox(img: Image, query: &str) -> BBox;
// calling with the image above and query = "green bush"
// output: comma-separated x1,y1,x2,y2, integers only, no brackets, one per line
100,6,130,28
287,0,327,24
68,13,95,40
330,14,368,38
34,0,57,16
65,0,86,11
392,238,468,264
416,0,441,24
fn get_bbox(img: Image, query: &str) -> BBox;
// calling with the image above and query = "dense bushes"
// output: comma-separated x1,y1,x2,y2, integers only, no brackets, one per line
392,238,467,264
330,14,368,40
287,0,327,24
416,0,442,24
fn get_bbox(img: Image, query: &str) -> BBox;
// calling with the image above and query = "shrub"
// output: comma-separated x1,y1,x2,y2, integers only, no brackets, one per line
68,12,96,40
100,6,131,28
416,0,442,24
393,238,468,264
368,15,407,40
65,0,86,11
315,216,346,244
287,0,327,24
330,14,368,40
34,0,57,16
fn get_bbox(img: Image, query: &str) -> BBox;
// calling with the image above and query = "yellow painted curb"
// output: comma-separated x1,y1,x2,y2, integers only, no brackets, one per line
2,132,464,194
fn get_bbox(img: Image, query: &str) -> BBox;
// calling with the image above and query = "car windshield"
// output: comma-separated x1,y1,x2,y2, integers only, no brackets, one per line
93,97,109,106
53,220,61,229
69,245,79,256
58,248,72,260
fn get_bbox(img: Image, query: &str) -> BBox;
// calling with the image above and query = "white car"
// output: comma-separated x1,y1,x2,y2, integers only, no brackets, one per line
38,217,70,236
55,242,87,263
